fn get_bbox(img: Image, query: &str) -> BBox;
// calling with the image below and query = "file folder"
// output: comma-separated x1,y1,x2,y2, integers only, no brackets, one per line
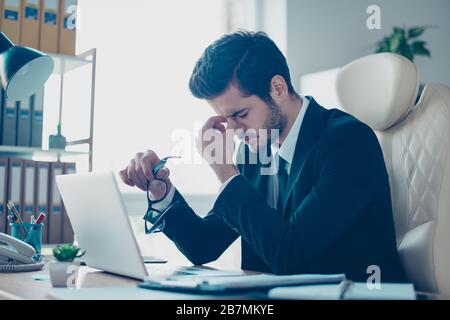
48,161,63,243
20,0,40,48
58,0,77,55
16,97,31,147
61,162,75,243
139,273,347,294
39,0,59,53
30,87,44,148
1,0,22,44
0,88,3,144
6,158,23,233
1,98,18,146
36,161,50,243
23,160,36,220
0,157,8,233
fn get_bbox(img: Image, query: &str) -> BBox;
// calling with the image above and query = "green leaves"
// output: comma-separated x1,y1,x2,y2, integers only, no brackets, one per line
375,37,390,53
412,40,431,57
53,244,86,262
408,26,426,39
374,25,433,62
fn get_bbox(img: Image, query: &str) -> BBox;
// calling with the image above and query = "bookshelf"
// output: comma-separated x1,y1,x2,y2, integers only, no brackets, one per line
0,146,89,158
0,48,97,170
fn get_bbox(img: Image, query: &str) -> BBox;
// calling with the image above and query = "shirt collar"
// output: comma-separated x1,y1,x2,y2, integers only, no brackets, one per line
272,96,310,165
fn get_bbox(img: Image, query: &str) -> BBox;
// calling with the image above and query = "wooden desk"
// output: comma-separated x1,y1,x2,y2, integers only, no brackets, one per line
0,255,260,300
0,256,141,300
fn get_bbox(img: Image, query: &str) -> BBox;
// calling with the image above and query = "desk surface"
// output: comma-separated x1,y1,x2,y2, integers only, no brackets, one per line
0,257,140,300
0,256,260,300
0,253,442,300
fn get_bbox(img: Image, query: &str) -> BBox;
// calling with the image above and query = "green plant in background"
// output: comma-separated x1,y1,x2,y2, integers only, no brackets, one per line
52,244,86,262
375,25,434,62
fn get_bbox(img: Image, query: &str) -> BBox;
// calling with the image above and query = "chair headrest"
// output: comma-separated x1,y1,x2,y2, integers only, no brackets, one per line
336,53,420,131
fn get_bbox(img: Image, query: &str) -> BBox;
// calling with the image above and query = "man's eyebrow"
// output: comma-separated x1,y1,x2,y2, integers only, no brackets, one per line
227,107,247,118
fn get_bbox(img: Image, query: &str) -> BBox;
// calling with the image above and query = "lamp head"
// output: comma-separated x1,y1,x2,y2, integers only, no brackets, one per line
0,32,54,101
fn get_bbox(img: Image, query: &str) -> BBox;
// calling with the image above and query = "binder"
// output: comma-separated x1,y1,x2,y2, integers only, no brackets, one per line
36,161,50,243
39,0,59,53
0,88,3,144
48,161,63,243
30,87,44,148
61,162,75,243
0,157,8,233
58,0,77,55
0,0,22,44
1,98,18,146
22,160,36,220
6,158,23,234
139,273,347,294
20,0,40,48
16,97,31,146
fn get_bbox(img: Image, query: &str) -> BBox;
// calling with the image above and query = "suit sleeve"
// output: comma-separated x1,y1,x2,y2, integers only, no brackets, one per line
212,122,388,274
162,189,239,266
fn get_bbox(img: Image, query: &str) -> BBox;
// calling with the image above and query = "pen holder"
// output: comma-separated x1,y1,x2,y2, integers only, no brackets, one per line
10,223,43,255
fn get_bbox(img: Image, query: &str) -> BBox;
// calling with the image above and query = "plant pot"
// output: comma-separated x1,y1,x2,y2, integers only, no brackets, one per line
49,260,80,288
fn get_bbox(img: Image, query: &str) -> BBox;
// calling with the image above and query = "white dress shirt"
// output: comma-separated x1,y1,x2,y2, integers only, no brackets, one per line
154,96,310,212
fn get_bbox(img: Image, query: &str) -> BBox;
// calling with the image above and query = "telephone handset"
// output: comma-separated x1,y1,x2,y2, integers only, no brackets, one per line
0,232,37,265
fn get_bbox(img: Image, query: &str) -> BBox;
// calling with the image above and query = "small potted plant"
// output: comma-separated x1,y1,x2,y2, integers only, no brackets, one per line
374,25,434,62
374,25,436,100
49,244,86,288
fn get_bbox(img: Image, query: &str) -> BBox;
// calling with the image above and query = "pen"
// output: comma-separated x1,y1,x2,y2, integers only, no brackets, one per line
25,213,46,244
338,280,353,300
35,213,46,225
7,201,24,224
7,214,27,239
7,201,29,237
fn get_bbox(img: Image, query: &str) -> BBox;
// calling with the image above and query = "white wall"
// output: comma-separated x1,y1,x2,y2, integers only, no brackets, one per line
285,0,450,91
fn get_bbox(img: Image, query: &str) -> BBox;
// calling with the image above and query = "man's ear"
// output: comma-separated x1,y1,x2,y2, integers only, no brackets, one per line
269,75,288,103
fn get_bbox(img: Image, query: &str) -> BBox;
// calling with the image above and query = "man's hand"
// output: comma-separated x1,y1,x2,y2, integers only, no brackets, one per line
196,116,239,183
119,150,172,200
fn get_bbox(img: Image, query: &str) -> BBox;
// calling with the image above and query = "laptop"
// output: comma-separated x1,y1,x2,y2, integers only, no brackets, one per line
56,172,165,280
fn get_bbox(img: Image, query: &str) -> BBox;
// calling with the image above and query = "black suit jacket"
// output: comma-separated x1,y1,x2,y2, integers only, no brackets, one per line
162,97,406,282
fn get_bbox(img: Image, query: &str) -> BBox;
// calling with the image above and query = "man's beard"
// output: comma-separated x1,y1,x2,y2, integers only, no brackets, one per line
243,102,287,153
263,101,287,147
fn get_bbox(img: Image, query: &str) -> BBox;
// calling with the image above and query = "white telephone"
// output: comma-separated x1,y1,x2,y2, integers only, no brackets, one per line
0,232,37,265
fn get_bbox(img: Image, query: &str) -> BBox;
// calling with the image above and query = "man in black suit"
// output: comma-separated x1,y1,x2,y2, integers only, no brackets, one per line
120,31,406,282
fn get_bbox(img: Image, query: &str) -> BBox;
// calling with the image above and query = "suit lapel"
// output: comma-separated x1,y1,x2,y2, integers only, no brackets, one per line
280,97,328,214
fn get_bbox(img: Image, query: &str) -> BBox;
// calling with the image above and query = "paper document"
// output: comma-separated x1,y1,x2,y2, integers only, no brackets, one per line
140,273,346,293
268,282,416,300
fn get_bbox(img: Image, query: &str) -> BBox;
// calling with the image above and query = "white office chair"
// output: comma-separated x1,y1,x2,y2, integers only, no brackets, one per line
335,53,450,298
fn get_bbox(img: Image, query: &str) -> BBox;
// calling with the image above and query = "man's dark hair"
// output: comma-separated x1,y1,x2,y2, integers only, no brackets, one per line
189,30,298,104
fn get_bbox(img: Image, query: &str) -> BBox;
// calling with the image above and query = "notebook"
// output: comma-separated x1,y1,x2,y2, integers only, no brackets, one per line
139,273,346,294
268,282,416,300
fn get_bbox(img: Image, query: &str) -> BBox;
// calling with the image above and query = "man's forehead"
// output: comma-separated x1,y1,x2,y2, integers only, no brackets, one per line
208,85,248,115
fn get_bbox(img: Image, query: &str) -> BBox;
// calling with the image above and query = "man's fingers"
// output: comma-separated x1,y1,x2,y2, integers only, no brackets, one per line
141,150,161,180
134,153,148,189
127,159,145,191
119,169,135,187
204,116,227,130
214,123,226,133
156,167,170,180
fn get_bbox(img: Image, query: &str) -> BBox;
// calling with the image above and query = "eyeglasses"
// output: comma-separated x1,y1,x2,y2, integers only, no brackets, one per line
142,156,180,235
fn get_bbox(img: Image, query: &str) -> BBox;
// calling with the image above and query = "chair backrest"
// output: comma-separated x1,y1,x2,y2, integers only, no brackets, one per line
336,53,450,297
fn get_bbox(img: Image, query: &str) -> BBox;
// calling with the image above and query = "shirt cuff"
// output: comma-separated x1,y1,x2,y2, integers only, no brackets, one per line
152,184,176,212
